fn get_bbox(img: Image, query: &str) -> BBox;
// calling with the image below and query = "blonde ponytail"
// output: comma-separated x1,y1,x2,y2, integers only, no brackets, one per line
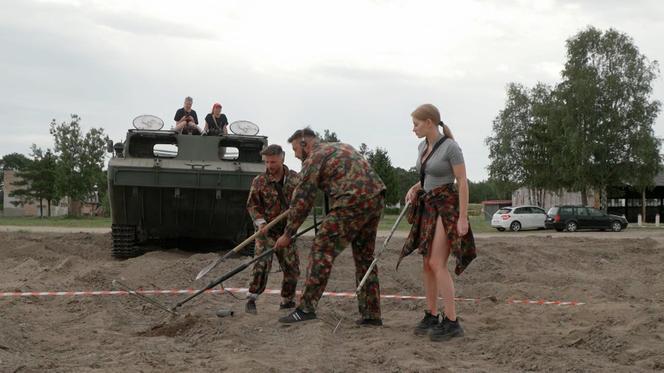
412,104,454,140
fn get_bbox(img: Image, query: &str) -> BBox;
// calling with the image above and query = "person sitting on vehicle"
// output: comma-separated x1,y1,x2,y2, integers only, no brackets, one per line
174,96,201,135
204,103,229,136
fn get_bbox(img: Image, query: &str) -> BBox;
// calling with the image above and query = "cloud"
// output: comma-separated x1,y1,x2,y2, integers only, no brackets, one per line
92,12,217,41
2,0,664,181
311,64,423,83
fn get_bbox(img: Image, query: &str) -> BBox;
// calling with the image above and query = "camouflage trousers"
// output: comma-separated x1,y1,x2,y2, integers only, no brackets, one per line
248,233,300,301
299,195,384,319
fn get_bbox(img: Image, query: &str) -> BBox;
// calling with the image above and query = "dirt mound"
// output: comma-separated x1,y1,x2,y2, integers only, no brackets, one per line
1,231,663,372
139,314,203,338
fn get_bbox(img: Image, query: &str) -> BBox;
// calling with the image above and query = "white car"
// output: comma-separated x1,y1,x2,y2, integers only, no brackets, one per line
491,205,548,232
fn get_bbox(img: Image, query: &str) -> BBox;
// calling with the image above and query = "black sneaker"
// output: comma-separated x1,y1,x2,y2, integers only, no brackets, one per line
245,299,257,314
414,311,440,335
429,317,464,341
278,308,316,323
279,301,296,310
355,318,383,327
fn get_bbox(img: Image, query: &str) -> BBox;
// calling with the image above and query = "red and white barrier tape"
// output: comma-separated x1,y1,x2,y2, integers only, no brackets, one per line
0,287,584,306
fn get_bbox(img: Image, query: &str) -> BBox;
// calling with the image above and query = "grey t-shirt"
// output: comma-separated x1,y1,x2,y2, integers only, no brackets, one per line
416,136,465,192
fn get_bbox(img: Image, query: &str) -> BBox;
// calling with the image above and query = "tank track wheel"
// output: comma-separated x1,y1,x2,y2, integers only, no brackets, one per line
111,225,144,259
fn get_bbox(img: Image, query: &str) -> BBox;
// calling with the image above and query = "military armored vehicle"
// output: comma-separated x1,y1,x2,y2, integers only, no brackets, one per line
107,115,266,258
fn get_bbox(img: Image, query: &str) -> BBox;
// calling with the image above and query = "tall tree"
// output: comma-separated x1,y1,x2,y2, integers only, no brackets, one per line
317,129,340,143
486,82,557,200
558,27,661,209
366,147,399,205
1,153,31,186
485,83,532,192
468,179,512,203
50,114,108,216
1,153,31,170
394,166,419,205
358,143,371,157
10,146,59,217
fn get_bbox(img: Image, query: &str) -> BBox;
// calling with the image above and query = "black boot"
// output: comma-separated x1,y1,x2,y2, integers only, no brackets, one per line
429,316,464,341
414,311,440,335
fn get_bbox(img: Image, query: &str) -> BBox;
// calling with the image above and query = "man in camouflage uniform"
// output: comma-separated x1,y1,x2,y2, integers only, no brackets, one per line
245,144,301,314
274,128,386,326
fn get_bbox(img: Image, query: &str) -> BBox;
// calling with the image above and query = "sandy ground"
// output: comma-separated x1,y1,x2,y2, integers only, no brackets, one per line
1,230,663,372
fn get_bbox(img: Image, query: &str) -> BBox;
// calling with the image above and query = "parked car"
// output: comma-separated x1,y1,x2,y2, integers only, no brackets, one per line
491,205,548,232
545,205,628,232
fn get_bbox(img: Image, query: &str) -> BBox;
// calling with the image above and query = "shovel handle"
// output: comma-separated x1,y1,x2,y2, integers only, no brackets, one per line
177,221,321,310
221,209,289,260
356,201,410,293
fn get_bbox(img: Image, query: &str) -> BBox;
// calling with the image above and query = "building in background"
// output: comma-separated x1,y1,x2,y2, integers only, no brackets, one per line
511,172,664,223
1,170,68,217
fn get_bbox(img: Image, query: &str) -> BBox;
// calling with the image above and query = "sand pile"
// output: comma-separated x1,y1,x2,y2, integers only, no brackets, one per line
1,231,663,372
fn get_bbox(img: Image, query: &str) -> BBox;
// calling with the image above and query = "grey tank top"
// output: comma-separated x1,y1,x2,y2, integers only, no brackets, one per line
416,136,465,192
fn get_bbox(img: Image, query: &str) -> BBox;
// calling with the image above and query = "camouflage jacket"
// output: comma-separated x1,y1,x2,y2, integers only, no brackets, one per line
284,142,386,237
247,165,300,235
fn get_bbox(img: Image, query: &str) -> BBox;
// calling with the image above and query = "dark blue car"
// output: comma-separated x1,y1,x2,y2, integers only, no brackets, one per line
545,205,628,232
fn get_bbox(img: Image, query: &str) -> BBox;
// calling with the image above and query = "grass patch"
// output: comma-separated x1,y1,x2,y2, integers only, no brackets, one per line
376,214,491,233
305,211,493,234
0,216,112,228
0,212,494,233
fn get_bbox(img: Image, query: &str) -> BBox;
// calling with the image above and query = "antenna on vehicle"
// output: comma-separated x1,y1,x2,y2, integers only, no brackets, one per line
228,120,260,136
132,115,164,130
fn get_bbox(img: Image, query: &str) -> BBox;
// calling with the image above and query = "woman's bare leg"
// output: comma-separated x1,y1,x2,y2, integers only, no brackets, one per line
423,259,437,314
428,216,456,320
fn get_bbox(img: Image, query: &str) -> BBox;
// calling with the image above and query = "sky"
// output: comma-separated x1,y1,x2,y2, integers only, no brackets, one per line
1,0,663,181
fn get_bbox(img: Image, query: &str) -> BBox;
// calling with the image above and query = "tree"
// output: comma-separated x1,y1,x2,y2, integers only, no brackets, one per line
366,147,399,205
10,145,59,217
394,166,419,204
1,152,31,186
629,132,661,219
1,153,31,170
487,27,661,210
485,83,535,198
468,179,512,203
358,143,371,157
557,27,661,209
486,82,558,202
318,129,340,143
50,114,108,216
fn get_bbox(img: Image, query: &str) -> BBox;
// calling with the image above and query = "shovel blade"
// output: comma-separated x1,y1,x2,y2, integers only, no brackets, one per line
195,258,221,280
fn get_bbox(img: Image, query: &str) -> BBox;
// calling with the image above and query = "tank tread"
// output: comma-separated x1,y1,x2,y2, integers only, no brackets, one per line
111,225,144,259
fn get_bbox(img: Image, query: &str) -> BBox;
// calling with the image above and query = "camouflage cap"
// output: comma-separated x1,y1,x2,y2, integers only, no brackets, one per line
261,144,285,156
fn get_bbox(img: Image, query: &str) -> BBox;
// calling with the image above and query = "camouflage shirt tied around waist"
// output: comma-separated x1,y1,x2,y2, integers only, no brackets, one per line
398,183,476,275
285,142,386,237
247,166,300,236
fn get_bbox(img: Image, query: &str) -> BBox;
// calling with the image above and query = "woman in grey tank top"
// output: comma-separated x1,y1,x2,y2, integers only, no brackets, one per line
401,103,476,342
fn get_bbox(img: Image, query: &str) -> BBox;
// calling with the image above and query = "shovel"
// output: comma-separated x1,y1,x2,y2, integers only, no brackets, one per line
173,221,320,311
195,210,289,280
356,201,410,293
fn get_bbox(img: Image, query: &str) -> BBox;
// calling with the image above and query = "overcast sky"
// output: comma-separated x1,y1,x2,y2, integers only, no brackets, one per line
1,0,663,180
